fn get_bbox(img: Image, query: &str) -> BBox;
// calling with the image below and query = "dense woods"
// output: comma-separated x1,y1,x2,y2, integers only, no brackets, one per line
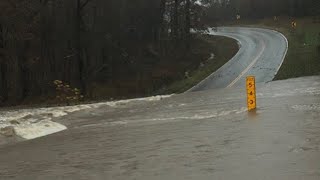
0,0,319,106
0,0,208,105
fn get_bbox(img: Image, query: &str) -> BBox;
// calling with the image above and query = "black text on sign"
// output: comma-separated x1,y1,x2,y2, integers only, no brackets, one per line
246,76,256,111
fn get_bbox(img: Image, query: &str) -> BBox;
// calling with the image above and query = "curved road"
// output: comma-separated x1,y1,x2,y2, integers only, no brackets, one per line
189,27,288,92
2,28,320,180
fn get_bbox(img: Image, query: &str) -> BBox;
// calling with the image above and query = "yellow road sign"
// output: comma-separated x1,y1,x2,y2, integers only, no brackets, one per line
246,76,256,111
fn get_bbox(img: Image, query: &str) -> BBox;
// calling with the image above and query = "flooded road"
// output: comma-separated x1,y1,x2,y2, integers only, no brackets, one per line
0,76,319,179
189,27,288,92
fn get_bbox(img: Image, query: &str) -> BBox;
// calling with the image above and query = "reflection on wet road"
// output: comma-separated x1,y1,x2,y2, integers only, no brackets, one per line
189,27,288,92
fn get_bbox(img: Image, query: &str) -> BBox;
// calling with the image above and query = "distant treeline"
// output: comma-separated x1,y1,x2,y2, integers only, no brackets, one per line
0,0,207,105
0,0,319,105
207,0,320,21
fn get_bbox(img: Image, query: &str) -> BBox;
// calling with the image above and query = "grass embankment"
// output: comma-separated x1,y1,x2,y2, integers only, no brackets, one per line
92,35,238,98
156,35,238,94
3,35,238,108
228,16,320,80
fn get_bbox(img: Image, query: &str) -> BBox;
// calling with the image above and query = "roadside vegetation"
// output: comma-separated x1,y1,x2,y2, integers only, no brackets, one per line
88,34,238,99
204,0,320,80
1,0,319,107
0,0,220,106
227,17,320,80
156,35,238,94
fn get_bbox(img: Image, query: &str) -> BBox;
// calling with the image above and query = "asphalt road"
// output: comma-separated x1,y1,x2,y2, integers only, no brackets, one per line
0,76,320,180
0,28,319,180
189,27,288,92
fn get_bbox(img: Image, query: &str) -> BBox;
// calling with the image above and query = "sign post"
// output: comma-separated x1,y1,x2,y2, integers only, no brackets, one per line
236,14,241,20
291,21,297,29
246,76,256,111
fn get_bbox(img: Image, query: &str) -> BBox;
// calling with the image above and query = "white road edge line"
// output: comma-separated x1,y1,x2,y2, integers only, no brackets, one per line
274,30,289,76
186,27,289,92
186,28,243,92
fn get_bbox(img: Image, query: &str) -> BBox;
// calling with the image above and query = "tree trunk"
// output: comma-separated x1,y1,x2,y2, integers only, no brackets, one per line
159,0,167,34
185,0,191,48
173,0,179,40
76,0,86,94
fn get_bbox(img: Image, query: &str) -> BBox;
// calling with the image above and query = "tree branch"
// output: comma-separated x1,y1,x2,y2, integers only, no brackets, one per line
80,0,92,10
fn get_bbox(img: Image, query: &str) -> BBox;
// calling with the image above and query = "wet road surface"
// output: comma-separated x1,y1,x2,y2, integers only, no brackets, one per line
0,76,319,179
189,27,288,92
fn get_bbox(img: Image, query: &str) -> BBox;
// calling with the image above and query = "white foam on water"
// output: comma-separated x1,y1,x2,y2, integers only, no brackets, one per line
0,94,173,139
270,87,320,98
14,120,67,140
292,104,320,111
77,107,247,129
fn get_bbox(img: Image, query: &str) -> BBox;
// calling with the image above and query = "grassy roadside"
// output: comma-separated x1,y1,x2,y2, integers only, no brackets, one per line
156,35,238,94
226,16,320,80
0,34,238,108
87,34,238,99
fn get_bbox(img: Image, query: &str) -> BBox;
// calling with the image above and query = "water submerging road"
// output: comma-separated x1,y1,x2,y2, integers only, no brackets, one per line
0,76,319,179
